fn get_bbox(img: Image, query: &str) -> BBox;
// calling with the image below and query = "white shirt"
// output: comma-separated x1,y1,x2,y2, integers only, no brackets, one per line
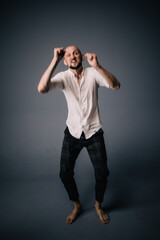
49,67,109,139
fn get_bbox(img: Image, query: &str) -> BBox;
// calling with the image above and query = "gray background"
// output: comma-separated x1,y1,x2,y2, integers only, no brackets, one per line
1,0,160,239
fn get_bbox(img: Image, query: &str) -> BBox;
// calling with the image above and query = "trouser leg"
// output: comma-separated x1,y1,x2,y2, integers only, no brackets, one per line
59,127,82,201
86,129,109,203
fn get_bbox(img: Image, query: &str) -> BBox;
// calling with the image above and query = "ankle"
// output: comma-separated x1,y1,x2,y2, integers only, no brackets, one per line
95,201,101,209
73,201,81,209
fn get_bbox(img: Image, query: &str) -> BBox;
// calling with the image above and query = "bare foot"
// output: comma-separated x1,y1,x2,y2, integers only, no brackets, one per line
95,202,109,224
66,204,82,224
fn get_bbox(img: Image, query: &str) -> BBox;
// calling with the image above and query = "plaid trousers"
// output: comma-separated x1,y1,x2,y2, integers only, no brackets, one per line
59,127,109,203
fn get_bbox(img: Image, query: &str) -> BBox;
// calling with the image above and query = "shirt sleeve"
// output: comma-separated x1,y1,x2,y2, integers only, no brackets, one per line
92,67,110,88
48,72,64,91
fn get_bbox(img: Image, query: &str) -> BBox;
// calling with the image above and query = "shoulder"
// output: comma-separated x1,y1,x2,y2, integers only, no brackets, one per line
84,67,99,74
83,67,98,80
84,67,96,76
84,67,94,72
52,69,69,80
61,69,74,79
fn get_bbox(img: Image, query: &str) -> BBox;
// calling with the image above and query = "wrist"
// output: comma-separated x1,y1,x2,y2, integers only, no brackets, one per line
95,63,101,70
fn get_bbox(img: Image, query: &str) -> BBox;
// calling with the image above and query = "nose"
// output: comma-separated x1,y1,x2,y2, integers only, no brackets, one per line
70,53,77,59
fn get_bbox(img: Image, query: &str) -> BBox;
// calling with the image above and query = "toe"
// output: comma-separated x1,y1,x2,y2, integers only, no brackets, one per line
104,215,109,224
100,215,105,224
66,216,73,224
66,217,70,224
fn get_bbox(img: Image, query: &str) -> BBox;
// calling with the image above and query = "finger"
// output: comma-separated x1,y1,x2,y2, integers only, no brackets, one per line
57,47,64,53
58,48,64,54
85,53,92,60
88,55,93,60
85,53,91,56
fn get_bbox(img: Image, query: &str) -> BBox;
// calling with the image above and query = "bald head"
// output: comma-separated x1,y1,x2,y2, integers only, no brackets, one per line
65,45,82,55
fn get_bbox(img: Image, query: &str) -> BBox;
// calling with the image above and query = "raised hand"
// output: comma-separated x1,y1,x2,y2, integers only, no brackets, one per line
85,53,99,68
54,47,65,62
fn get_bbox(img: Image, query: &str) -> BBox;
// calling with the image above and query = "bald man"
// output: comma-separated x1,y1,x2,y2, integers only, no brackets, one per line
38,46,120,224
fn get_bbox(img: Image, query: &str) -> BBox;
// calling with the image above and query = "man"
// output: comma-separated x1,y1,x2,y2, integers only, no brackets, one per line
37,45,120,224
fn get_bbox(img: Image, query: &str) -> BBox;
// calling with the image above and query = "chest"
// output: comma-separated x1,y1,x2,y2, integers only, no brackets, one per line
67,76,97,95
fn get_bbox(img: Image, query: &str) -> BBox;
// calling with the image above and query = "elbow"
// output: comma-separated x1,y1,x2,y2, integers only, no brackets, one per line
115,82,121,90
37,85,48,94
37,85,43,93
112,81,120,91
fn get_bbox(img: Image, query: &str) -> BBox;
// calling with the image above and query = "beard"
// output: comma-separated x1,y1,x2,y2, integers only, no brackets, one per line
69,62,82,70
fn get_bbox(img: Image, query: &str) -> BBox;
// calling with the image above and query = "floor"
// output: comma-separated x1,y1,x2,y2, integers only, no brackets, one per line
1,152,160,240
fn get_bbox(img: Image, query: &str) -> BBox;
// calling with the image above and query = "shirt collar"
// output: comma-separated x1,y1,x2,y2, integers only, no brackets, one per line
68,68,85,77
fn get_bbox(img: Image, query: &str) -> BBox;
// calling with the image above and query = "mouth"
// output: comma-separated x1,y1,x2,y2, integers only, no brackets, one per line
70,61,78,66
69,61,82,70
71,60,77,63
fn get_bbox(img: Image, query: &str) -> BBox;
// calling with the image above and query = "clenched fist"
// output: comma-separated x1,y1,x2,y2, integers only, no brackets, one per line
85,53,100,68
54,47,65,62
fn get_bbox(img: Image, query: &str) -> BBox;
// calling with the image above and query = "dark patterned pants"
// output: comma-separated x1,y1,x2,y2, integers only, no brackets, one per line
59,127,109,203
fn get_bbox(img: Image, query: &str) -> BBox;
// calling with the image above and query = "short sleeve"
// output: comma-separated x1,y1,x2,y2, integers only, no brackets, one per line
49,72,64,91
92,67,110,88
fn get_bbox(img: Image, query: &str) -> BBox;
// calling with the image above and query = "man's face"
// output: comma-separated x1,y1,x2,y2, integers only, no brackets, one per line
64,46,83,70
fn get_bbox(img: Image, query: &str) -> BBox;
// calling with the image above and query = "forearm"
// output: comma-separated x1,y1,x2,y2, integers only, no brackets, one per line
95,65,120,90
37,58,59,93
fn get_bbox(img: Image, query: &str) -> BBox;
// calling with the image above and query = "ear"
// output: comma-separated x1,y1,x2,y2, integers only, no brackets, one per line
82,54,84,61
63,58,67,66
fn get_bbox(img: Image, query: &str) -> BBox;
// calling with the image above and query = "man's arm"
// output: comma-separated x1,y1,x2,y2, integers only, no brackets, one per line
37,47,65,93
85,53,120,90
